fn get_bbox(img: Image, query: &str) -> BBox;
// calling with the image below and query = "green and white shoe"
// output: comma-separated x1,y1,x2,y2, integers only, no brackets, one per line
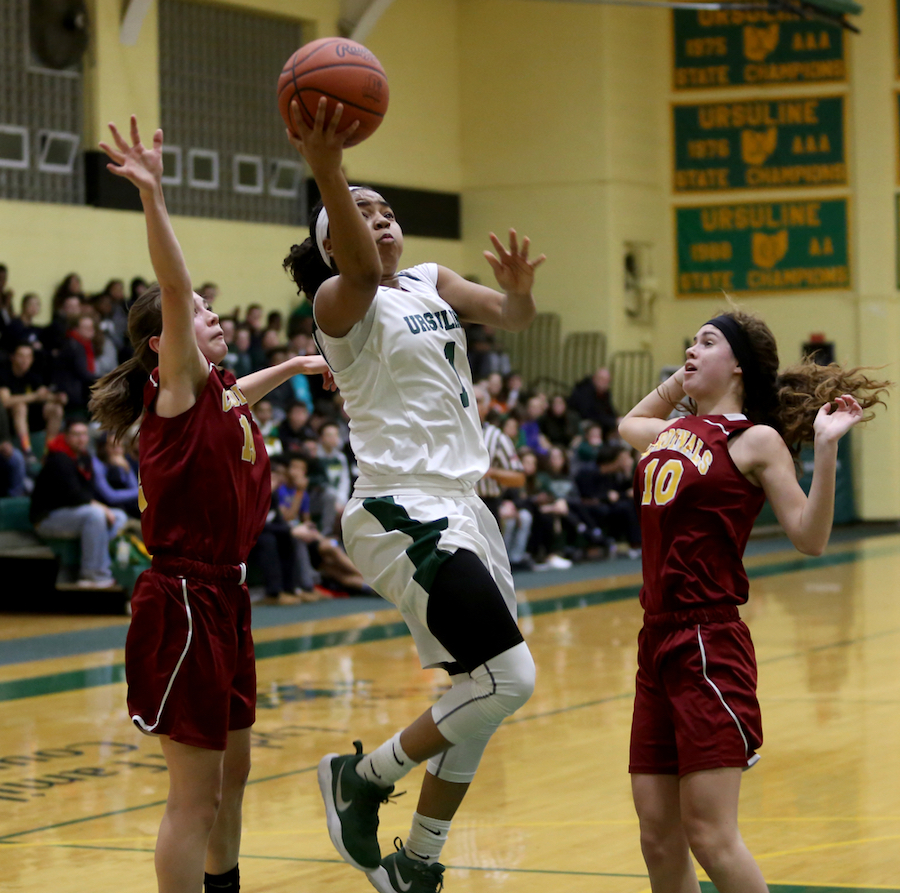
318,740,394,872
368,840,445,893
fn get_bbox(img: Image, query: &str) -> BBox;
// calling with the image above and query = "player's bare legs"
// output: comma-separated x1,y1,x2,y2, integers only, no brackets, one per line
156,736,225,893
632,773,699,893
206,727,252,874
680,768,768,893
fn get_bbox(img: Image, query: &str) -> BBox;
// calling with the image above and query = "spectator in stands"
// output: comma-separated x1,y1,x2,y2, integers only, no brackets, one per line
573,421,605,471
99,279,129,350
520,449,571,569
51,272,85,310
474,384,532,570
0,342,66,457
2,292,44,358
0,395,28,497
198,281,218,306
262,345,296,421
544,444,597,555
29,418,128,588
54,311,100,413
485,371,508,415
568,366,619,438
252,399,283,456
279,453,365,595
91,313,120,378
92,433,141,518
574,443,641,559
0,264,14,341
317,421,351,513
128,276,148,309
266,309,284,337
500,412,521,449
520,393,551,455
467,323,511,381
250,456,311,604
278,400,316,454
42,293,83,358
230,324,254,378
539,393,581,449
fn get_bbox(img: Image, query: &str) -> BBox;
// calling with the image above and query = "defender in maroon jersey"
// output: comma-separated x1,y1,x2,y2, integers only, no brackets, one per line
619,310,888,893
89,117,331,893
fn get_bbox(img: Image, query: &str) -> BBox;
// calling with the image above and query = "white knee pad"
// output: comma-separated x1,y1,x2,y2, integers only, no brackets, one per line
430,641,535,746
426,734,496,784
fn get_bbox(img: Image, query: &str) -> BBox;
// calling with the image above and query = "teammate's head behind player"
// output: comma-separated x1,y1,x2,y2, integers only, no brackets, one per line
282,187,402,301
89,284,227,440
681,308,889,454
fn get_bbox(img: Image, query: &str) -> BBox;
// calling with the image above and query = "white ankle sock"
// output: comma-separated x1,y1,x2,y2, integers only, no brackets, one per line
404,812,451,864
356,732,415,787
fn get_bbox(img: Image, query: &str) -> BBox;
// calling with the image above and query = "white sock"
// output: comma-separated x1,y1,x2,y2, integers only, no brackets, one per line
404,812,451,864
356,732,415,788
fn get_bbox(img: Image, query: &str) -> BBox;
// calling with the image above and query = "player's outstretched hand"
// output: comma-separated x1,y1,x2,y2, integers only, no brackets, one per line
286,96,359,177
484,229,546,296
813,394,863,443
99,116,164,195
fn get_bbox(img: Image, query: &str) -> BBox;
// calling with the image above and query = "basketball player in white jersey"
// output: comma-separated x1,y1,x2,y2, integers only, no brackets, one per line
282,99,545,893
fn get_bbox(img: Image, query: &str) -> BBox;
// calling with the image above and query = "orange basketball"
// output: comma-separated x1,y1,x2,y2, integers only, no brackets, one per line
278,37,389,148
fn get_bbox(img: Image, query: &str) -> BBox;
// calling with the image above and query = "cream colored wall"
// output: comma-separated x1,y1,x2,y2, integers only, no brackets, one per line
2,0,896,518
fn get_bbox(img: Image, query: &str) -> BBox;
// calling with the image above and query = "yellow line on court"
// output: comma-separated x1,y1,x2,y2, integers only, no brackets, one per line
757,833,900,859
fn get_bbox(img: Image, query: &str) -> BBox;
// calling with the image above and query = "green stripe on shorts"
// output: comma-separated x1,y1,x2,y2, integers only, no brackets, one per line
362,496,453,592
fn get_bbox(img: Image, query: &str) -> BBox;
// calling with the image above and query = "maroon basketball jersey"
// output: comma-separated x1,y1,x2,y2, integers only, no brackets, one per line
634,414,766,615
138,365,270,564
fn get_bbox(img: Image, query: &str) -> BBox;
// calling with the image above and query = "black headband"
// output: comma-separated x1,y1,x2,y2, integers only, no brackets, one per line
705,315,756,375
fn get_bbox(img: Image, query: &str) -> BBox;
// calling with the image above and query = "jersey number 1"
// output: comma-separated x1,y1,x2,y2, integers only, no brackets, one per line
443,341,470,408
238,415,257,465
640,457,683,507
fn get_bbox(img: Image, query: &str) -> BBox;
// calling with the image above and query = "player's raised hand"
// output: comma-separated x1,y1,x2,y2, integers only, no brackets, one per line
813,394,863,443
99,116,164,195
484,229,546,296
286,97,359,176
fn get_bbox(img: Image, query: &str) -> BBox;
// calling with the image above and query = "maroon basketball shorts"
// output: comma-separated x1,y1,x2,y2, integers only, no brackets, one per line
126,557,256,751
629,605,762,776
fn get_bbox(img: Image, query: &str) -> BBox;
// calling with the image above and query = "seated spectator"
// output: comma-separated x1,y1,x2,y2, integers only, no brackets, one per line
95,279,128,351
574,444,641,558
544,444,599,552
266,309,284,337
278,400,316,454
279,453,365,595
92,319,120,378
539,393,581,449
230,325,254,377
0,264,14,337
568,366,620,439
128,276,148,309
0,396,28,496
198,281,219,306
467,323,511,381
262,345,297,421
0,343,66,457
250,456,312,604
317,421,351,513
3,292,45,361
53,312,100,413
51,272,85,309
520,394,551,455
29,419,127,587
573,421,605,471
474,384,532,570
485,371,508,416
520,449,571,569
252,399,284,455
42,293,82,358
503,371,523,413
92,434,141,518
500,412,521,450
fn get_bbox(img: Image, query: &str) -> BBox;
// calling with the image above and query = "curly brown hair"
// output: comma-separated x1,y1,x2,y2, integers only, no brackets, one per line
723,309,890,454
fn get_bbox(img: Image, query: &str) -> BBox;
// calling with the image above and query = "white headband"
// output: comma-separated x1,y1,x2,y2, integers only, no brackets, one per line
315,186,365,267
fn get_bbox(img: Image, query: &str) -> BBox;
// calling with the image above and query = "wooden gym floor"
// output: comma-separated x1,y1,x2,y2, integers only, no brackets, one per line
0,529,898,892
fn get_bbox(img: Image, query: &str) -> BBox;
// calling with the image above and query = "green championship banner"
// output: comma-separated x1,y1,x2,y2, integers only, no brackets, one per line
676,198,849,296
673,95,846,192
673,8,846,90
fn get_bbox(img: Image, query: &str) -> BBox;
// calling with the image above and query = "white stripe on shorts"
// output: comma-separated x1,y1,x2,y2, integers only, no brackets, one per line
696,625,750,758
132,578,194,735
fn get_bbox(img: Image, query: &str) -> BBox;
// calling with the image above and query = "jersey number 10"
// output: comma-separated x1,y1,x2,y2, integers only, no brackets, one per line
640,457,684,507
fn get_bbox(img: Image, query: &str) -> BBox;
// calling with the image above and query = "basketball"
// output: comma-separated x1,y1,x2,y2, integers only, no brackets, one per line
278,37,389,148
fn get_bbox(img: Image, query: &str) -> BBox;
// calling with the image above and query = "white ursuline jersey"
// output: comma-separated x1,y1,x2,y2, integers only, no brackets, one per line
314,263,489,494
